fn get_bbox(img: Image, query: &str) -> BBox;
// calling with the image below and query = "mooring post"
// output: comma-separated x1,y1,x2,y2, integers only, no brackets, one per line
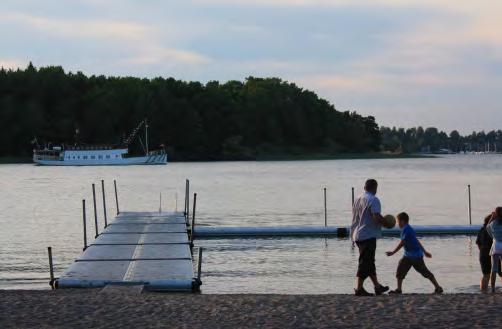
114,180,119,215
186,180,190,223
197,247,203,282
351,187,355,207
184,179,188,216
324,188,327,227
82,199,88,250
92,183,99,238
47,246,55,290
468,184,472,225
190,193,197,248
101,180,108,228
159,192,162,213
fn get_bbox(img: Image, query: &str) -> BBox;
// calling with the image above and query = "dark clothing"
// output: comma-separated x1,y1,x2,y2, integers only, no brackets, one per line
477,225,502,276
477,225,493,254
396,257,434,280
356,238,377,280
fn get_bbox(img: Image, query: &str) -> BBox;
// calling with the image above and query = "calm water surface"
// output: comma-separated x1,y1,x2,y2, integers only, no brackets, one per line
1,155,502,293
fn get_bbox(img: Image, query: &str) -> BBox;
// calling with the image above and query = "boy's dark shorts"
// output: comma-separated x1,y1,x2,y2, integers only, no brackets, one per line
396,257,434,280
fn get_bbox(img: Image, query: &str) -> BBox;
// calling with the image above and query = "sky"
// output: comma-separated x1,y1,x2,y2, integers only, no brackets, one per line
1,0,501,133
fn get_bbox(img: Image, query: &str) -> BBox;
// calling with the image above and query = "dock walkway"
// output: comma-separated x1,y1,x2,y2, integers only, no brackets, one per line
57,211,201,292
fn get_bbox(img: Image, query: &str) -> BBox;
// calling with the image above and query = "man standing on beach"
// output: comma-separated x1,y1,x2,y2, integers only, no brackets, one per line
351,179,389,296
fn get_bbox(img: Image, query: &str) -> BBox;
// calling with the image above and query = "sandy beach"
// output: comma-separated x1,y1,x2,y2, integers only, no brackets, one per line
1,289,502,328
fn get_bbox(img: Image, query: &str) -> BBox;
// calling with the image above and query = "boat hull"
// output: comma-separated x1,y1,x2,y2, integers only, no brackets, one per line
34,154,167,166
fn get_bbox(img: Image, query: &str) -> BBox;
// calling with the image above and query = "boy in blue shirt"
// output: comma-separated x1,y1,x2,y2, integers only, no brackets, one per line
386,212,443,294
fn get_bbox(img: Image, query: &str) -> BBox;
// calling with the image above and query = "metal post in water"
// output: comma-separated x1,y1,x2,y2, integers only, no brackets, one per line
186,180,190,222
351,187,355,207
159,192,162,213
190,193,197,248
114,180,119,215
92,183,99,238
101,180,108,228
468,184,472,225
184,179,188,216
323,188,327,227
197,247,203,282
47,246,55,290
82,199,88,250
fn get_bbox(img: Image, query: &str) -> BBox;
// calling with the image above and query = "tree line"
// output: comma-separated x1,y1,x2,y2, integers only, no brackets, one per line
0,64,380,160
380,126,502,153
1,64,499,161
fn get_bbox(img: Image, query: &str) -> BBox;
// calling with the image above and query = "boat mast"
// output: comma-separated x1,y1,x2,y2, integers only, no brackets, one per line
145,118,149,155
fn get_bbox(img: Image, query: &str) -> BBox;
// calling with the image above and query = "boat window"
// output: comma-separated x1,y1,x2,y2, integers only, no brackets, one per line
83,156,88,159
91,156,96,159
98,155,103,159
106,155,110,159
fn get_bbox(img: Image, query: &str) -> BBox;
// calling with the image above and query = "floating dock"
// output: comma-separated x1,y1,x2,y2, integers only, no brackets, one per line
56,211,201,292
194,224,482,238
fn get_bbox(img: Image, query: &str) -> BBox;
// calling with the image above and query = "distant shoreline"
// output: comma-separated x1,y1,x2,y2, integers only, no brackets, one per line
255,153,435,161
0,153,434,165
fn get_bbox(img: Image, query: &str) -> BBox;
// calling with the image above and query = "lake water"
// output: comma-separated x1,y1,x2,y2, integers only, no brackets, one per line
1,155,502,294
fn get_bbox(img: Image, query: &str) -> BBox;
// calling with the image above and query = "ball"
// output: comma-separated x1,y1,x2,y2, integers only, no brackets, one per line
382,214,396,229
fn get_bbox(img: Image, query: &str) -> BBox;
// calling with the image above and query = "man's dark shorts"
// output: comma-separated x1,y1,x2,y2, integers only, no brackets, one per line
396,257,433,279
356,238,377,280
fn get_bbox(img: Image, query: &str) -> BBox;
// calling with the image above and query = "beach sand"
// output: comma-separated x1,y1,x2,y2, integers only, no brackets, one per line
1,289,502,328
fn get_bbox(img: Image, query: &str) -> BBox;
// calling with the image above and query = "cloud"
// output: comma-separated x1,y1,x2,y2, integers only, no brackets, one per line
0,58,26,70
1,0,502,132
0,12,148,41
120,46,210,66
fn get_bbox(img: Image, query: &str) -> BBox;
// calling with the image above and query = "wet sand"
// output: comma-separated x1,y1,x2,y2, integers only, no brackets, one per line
1,289,502,328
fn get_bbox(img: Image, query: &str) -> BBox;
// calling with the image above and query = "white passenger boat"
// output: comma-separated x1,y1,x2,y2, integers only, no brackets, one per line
33,120,167,166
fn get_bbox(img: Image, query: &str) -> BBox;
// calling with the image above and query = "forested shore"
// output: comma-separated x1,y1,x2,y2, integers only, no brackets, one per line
0,64,499,161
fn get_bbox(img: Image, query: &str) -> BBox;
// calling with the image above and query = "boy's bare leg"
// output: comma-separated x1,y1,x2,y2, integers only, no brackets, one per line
429,276,441,290
481,275,490,291
490,272,497,292
396,277,403,291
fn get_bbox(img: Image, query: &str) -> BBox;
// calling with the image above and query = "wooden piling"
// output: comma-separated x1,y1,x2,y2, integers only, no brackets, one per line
101,180,108,228
92,183,99,238
47,247,55,290
82,199,88,250
351,187,355,207
114,180,119,215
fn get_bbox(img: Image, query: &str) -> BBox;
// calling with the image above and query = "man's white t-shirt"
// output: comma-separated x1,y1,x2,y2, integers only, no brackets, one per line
351,191,382,242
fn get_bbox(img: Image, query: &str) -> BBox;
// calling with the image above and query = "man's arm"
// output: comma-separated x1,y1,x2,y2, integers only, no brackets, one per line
417,240,432,258
372,212,385,225
386,240,404,256
370,197,384,225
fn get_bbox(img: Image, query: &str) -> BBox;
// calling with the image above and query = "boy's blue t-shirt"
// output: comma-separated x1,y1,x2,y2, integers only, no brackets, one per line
401,224,423,258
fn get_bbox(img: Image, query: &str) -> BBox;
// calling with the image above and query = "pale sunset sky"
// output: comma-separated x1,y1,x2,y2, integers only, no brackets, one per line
1,0,501,133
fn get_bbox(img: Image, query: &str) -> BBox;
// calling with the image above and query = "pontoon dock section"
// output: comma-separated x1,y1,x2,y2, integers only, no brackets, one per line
194,224,482,238
56,211,201,292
